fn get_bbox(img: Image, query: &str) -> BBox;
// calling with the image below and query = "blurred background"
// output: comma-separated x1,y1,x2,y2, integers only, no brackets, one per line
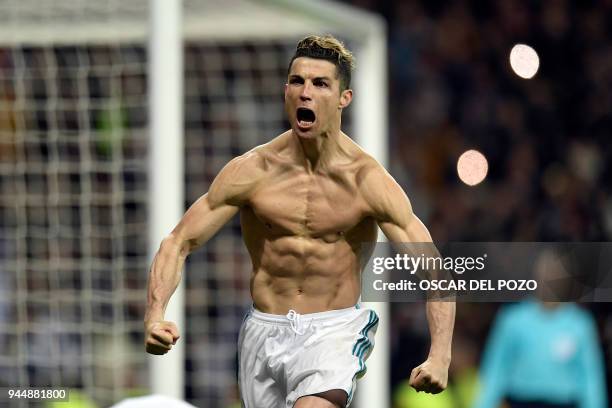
341,1,612,407
0,0,610,407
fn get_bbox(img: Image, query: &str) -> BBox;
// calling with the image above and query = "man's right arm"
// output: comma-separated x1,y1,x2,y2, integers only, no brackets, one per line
144,152,262,354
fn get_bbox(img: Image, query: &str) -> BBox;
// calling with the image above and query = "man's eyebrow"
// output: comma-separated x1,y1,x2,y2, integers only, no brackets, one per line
288,74,332,81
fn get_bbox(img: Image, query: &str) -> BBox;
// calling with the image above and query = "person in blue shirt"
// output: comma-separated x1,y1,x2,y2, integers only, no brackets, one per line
476,249,608,408
474,299,607,408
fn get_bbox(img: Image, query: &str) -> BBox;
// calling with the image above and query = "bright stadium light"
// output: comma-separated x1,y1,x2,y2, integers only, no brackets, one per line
457,149,488,186
509,43,540,79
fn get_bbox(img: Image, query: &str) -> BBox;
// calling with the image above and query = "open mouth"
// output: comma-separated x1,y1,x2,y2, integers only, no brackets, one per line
296,107,316,129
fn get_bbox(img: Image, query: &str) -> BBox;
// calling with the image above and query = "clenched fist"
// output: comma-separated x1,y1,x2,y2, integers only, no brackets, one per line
145,320,180,355
409,357,449,394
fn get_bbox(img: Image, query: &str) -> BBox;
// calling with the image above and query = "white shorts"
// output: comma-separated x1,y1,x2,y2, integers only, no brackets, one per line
237,304,379,408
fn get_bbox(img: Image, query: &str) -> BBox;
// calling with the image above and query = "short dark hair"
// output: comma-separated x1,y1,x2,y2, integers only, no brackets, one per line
288,35,355,91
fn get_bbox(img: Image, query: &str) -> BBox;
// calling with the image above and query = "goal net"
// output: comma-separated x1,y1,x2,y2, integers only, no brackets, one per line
0,1,386,407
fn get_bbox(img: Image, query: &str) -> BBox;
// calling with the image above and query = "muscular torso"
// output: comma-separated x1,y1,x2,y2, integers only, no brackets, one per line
239,133,378,314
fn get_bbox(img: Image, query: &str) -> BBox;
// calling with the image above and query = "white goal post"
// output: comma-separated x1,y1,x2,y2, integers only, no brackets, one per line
0,0,388,406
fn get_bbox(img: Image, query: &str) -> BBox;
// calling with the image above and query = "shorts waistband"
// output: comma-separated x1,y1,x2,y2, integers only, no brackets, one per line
250,304,362,325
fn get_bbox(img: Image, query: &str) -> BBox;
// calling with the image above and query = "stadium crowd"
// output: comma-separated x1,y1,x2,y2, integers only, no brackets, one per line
340,0,612,406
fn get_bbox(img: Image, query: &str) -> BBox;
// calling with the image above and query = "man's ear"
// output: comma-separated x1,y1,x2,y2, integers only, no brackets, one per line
339,89,353,109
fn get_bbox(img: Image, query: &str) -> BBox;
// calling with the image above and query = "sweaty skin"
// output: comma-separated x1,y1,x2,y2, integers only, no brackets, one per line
144,56,455,397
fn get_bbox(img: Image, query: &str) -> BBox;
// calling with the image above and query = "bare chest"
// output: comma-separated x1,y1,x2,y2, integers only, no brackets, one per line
249,172,364,237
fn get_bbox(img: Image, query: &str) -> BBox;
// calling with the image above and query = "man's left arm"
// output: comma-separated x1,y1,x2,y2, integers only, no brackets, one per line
361,162,456,394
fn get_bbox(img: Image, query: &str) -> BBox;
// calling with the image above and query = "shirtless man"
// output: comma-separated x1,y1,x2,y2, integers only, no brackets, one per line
144,35,455,408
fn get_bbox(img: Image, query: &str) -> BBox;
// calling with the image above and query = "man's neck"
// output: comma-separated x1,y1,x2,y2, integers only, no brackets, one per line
293,128,342,173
